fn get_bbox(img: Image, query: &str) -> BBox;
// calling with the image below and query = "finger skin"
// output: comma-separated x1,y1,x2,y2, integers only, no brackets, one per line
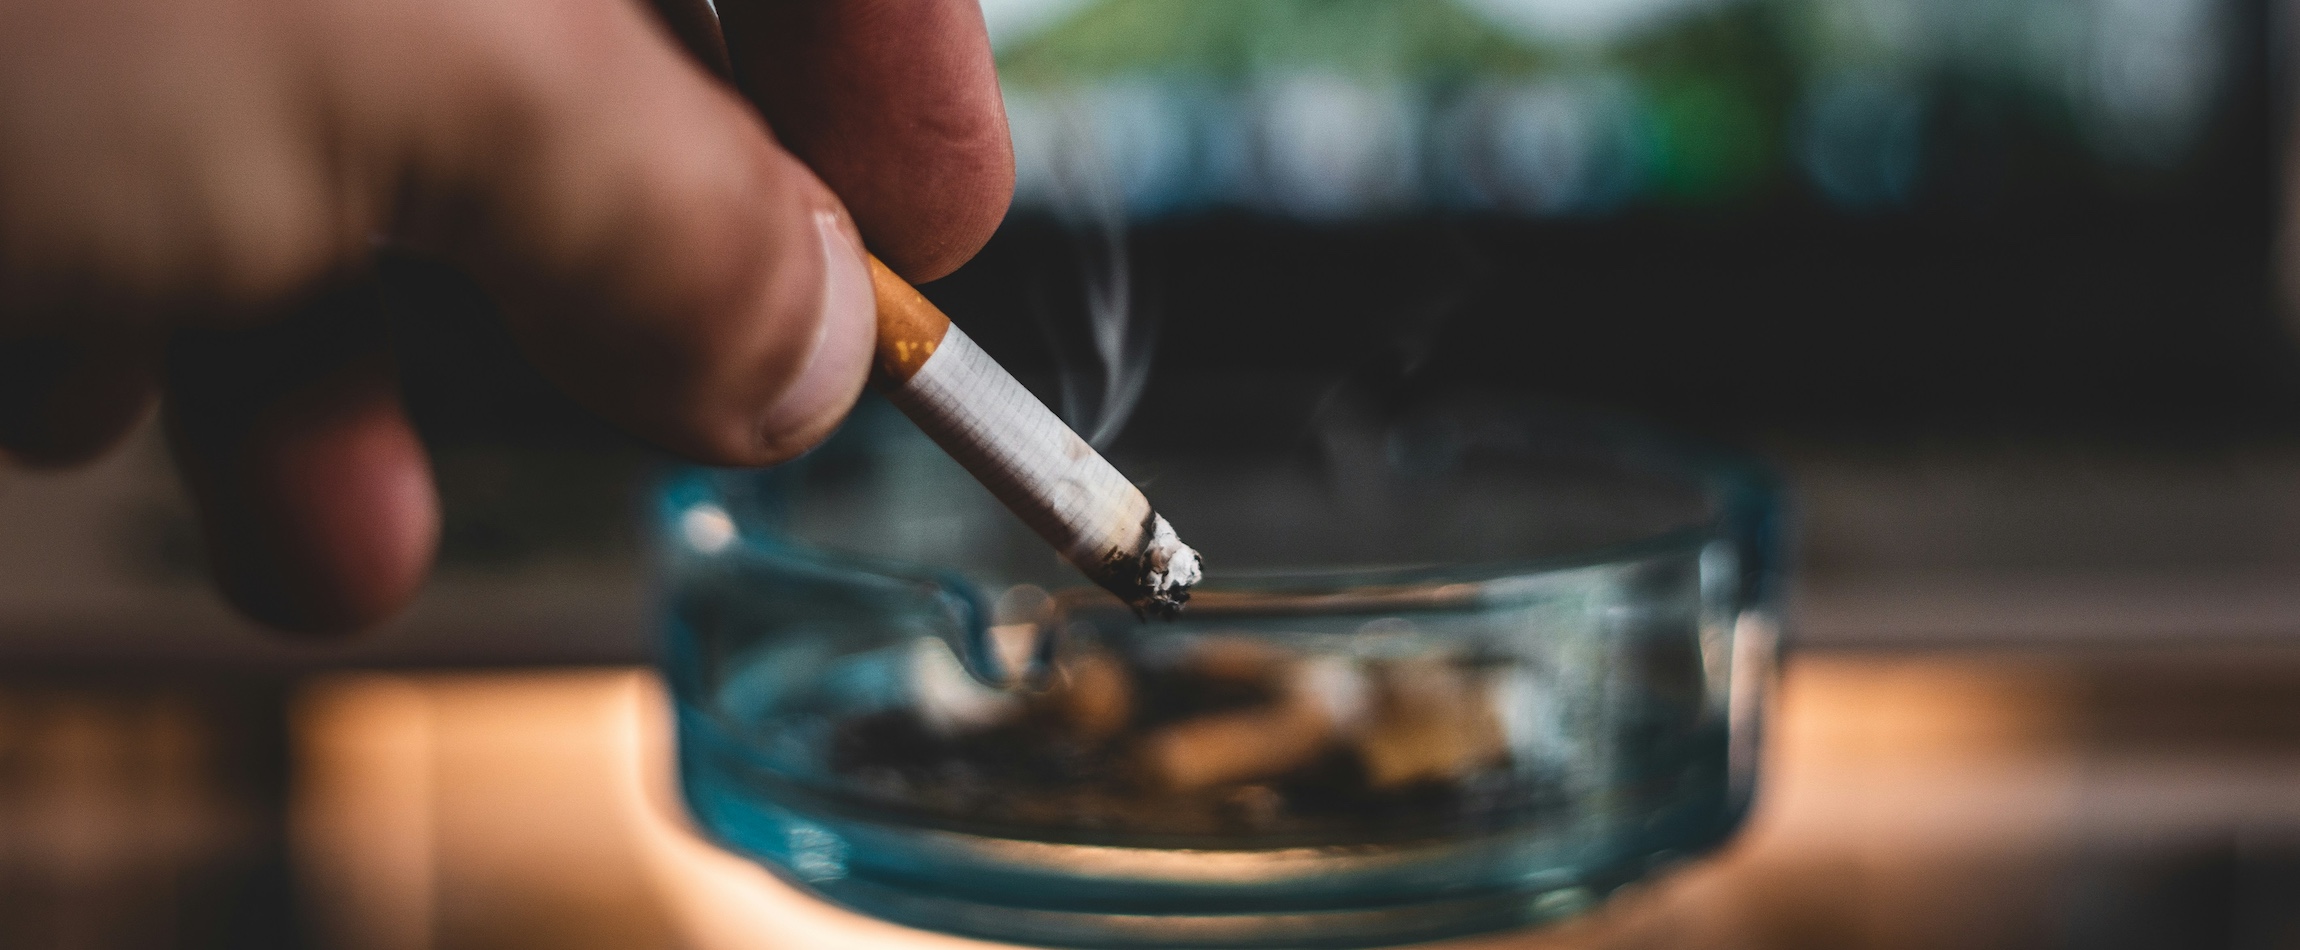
719,0,1014,282
357,0,877,466
0,0,363,329
165,305,437,635
3,0,882,469
3,0,977,632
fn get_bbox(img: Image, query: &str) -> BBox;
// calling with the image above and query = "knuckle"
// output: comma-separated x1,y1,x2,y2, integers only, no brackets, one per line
203,178,344,308
0,147,348,321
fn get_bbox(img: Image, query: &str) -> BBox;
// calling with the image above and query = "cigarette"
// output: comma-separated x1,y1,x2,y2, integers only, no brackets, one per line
1353,660,1509,789
1138,650,1368,791
867,257,1203,616
1139,702,1331,792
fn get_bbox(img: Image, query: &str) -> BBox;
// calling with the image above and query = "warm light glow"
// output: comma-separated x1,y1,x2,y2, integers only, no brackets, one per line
289,657,2298,949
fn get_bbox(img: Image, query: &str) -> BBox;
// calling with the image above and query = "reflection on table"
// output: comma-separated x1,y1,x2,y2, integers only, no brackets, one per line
280,650,2300,950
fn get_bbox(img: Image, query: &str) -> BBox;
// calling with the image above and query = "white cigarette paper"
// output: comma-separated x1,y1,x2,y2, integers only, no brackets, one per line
870,258,1202,615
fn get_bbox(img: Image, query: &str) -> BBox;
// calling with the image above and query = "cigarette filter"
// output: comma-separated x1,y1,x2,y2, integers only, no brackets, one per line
868,257,1203,616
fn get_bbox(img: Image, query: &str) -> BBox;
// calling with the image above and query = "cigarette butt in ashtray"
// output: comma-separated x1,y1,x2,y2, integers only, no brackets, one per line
868,256,1203,617
1139,652,1371,792
1139,652,1514,793
1047,647,1134,742
1353,660,1511,789
1140,702,1331,793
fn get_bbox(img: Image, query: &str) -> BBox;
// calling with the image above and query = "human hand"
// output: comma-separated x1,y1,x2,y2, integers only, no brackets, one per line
0,0,1013,632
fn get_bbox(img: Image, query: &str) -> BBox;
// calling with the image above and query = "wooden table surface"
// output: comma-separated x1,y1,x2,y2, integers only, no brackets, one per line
271,648,2300,950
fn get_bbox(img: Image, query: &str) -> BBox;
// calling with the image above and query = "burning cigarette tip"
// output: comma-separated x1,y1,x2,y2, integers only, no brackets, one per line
869,255,1204,616
1128,513,1203,618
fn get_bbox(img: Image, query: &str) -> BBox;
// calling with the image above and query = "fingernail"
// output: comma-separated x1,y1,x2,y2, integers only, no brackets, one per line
757,208,876,456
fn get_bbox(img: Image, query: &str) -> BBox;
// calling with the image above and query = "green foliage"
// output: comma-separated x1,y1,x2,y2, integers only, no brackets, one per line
1639,76,1778,203
995,0,1554,84
1620,6,1796,204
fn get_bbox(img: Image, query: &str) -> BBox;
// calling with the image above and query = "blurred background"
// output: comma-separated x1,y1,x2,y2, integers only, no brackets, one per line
6,0,2300,946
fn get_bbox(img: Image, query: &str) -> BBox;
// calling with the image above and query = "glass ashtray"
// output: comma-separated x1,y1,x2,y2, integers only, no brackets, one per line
656,383,1784,949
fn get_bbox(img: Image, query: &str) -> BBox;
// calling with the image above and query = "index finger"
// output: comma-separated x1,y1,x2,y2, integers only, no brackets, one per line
716,0,1014,283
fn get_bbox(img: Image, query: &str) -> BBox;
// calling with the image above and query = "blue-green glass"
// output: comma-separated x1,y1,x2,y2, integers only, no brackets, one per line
657,391,1783,949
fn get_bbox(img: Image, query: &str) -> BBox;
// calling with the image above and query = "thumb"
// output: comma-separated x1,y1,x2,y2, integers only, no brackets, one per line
379,0,875,465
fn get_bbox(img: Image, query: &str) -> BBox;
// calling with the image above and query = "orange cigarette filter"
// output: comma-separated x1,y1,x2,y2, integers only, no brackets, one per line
867,257,1202,617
